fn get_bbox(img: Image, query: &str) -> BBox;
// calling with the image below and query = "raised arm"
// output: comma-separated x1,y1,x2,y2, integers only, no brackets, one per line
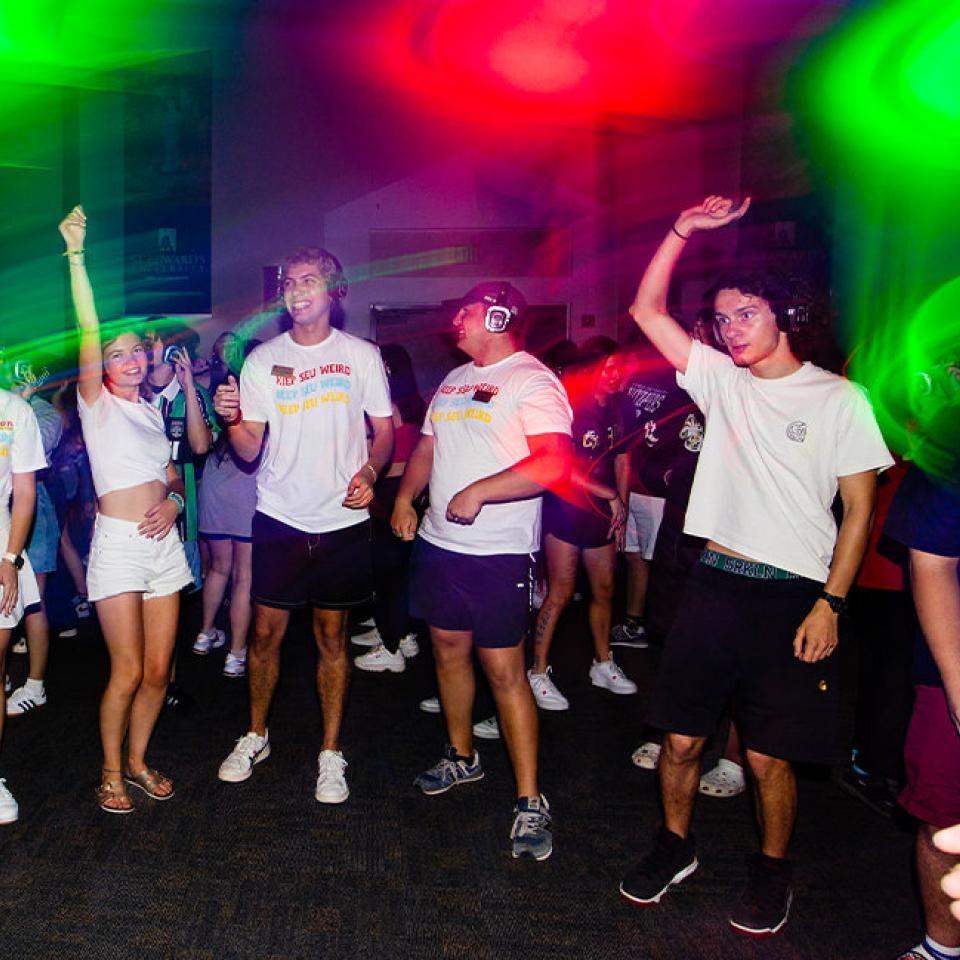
59,206,103,406
630,195,751,374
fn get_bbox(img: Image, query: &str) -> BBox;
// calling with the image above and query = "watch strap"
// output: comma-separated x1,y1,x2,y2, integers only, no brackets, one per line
818,590,848,615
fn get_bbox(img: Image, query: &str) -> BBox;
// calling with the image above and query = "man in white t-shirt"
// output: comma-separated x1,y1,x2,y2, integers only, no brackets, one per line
617,196,893,936
0,386,47,823
213,246,393,804
392,281,573,861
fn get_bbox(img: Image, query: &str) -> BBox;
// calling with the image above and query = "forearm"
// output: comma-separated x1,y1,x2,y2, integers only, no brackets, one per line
8,480,36,556
823,502,874,599
630,229,686,327
364,422,394,480
396,439,432,504
183,388,213,455
165,473,186,500
471,450,567,505
574,466,617,502
615,454,630,504
225,421,265,462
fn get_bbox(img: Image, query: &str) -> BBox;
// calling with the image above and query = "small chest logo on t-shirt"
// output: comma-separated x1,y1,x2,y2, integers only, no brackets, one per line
786,420,807,443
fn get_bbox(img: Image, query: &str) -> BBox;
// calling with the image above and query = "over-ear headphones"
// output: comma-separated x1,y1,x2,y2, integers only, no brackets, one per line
483,283,518,333
321,250,348,302
777,300,809,332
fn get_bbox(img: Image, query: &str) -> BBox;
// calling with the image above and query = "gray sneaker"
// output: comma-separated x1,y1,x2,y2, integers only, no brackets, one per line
511,794,552,860
414,745,484,795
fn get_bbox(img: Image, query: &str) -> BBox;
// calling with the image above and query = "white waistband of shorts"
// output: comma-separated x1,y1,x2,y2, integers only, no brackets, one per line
94,513,145,536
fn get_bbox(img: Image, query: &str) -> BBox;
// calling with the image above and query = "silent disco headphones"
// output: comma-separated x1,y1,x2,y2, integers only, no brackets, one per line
710,270,811,343
442,281,527,334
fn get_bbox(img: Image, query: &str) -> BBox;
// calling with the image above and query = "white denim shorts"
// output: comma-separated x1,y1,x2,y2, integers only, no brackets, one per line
0,520,41,630
624,493,666,559
87,513,193,603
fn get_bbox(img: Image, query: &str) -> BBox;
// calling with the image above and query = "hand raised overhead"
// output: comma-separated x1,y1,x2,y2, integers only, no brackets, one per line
675,195,751,237
59,205,87,251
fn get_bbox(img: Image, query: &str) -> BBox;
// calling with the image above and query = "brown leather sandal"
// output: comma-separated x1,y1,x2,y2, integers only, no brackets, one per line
97,769,134,814
124,767,175,801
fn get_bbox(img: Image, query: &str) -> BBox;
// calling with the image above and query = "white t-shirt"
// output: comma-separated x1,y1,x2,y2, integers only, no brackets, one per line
678,340,894,582
420,351,573,556
79,386,170,497
240,328,392,533
0,389,47,515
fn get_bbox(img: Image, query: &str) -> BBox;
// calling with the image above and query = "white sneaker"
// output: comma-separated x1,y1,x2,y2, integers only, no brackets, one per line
354,644,406,673
0,778,18,824
351,627,383,648
419,696,441,714
699,758,746,797
222,650,247,678
589,656,637,695
527,667,570,711
193,628,226,655
398,633,419,658
472,716,500,740
6,684,47,716
315,750,349,803
11,638,26,654
58,627,78,638
218,731,270,782
631,741,662,770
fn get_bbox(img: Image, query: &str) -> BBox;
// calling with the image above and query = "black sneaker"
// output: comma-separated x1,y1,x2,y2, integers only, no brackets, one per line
838,765,899,819
619,828,698,905
728,853,793,937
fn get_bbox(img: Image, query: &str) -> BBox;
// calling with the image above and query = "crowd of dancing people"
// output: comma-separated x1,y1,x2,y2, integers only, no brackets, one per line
0,198,957,955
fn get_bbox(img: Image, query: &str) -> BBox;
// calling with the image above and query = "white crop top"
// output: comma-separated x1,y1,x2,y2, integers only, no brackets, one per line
78,386,170,497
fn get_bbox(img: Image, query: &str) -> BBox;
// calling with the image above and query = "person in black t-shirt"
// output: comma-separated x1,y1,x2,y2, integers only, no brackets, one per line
528,337,636,712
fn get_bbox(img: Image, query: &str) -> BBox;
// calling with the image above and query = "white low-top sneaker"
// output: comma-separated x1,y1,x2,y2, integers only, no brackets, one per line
398,633,419,658
419,697,441,714
472,716,500,740
527,667,570,711
315,750,349,803
351,627,383,648
354,644,406,673
0,778,18,824
589,656,638,695
6,684,47,716
632,741,662,770
222,651,247,678
218,731,270,782
193,629,226,655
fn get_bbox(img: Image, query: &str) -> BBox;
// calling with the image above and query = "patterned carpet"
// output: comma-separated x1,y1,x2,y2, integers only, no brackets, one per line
0,596,921,959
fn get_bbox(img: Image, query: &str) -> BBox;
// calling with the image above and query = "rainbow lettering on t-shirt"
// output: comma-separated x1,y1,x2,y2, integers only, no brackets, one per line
431,382,498,425
0,420,13,457
274,365,352,415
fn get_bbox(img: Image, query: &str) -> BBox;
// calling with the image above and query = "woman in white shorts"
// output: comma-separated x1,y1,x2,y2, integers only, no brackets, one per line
60,206,193,814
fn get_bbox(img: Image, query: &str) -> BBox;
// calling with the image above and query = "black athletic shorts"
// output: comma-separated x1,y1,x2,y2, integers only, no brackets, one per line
409,537,532,648
251,512,372,610
647,560,839,765
542,492,612,550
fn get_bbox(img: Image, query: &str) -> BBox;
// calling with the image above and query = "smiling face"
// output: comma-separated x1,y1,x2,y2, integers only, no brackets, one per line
713,288,784,368
451,301,491,359
282,261,334,327
102,332,148,389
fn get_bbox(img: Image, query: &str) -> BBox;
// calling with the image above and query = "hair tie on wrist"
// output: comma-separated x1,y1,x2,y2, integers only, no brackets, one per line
671,225,689,241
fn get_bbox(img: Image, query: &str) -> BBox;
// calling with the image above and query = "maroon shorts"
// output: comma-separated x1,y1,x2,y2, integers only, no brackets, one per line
900,685,960,828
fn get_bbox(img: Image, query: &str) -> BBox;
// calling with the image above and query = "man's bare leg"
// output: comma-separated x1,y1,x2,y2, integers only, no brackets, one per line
248,604,290,736
431,626,475,757
313,607,349,752
478,642,539,798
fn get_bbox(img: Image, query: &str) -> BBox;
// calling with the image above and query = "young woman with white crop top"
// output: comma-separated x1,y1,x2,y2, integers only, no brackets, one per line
60,205,193,814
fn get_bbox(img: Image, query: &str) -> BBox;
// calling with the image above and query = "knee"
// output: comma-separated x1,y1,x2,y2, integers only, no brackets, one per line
745,749,788,783
315,632,346,659
591,578,615,604
141,662,169,690
663,732,704,765
543,584,574,610
109,664,143,696
250,627,283,657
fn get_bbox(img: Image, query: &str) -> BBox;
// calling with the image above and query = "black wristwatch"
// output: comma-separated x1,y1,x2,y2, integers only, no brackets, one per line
2,552,24,570
818,590,848,615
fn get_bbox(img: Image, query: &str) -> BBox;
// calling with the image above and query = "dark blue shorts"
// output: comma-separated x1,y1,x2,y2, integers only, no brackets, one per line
251,512,372,610
409,538,532,648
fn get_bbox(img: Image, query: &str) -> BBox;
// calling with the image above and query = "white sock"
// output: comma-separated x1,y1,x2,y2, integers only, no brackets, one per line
918,935,960,960
24,678,44,697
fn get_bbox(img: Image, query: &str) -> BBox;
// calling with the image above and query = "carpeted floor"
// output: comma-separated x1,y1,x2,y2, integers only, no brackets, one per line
0,595,923,959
